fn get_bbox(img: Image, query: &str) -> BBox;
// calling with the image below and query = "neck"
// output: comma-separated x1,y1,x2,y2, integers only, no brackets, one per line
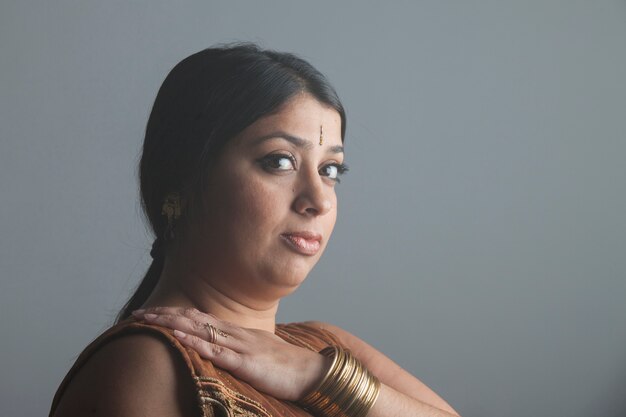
141,256,280,333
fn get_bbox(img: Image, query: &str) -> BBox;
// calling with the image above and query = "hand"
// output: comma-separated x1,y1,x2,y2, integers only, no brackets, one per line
132,307,331,401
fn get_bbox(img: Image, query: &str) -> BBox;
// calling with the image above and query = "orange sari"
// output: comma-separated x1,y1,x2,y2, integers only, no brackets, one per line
49,318,347,417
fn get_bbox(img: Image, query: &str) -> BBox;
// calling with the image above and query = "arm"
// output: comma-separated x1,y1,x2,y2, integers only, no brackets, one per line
134,308,462,417
52,334,198,417
370,384,460,417
303,321,461,416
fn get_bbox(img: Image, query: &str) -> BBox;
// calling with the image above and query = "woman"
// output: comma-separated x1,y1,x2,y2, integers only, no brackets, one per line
50,42,461,417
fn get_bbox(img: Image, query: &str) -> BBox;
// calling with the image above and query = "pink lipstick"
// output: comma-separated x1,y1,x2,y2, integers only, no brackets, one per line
280,232,322,256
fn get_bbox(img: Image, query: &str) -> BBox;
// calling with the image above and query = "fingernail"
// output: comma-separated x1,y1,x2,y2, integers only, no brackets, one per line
174,330,186,338
132,309,145,316
144,313,158,320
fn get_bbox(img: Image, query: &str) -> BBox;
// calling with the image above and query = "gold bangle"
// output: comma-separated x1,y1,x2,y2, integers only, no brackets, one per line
301,346,343,412
298,346,381,417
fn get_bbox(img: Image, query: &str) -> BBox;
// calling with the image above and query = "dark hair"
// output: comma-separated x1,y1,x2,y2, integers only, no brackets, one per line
116,42,346,323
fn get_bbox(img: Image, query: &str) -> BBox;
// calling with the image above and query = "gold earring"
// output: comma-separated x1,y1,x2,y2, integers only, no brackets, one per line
319,124,323,146
161,192,182,239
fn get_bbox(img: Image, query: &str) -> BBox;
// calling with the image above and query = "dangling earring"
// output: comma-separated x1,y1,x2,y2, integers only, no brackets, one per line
161,192,182,239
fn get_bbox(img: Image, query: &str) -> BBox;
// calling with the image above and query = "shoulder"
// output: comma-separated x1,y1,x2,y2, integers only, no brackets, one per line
301,321,460,416
301,321,371,357
52,332,199,417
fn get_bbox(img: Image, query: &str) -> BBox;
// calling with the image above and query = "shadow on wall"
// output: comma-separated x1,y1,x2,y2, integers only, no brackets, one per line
588,362,626,417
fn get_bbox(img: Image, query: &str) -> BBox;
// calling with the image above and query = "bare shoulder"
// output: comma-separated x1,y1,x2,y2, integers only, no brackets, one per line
302,321,373,357
52,333,198,417
303,321,460,416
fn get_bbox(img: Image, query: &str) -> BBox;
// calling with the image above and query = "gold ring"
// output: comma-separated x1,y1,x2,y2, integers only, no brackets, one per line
203,323,228,343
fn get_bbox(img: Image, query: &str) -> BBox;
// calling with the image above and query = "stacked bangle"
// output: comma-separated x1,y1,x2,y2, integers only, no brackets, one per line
298,346,381,417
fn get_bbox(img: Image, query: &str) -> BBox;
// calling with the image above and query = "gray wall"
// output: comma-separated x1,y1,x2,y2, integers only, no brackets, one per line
2,1,625,416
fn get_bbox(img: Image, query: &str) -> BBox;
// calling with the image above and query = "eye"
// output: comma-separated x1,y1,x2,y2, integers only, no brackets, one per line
259,153,296,172
320,162,349,183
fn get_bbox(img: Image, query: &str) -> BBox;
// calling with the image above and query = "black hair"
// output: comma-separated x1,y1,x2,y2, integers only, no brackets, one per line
116,42,346,323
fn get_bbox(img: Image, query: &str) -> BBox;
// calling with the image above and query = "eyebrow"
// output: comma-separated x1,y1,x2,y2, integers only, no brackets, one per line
250,131,344,154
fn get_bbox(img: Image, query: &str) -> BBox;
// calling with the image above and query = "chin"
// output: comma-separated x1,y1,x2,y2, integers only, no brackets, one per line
264,266,311,293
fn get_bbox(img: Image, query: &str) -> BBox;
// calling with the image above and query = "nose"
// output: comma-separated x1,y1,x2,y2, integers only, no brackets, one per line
292,169,333,217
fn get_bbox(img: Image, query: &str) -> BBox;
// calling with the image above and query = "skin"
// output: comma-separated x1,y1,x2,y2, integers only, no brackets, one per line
53,93,461,417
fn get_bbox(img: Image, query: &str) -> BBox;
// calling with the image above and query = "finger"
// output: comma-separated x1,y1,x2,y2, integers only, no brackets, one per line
173,330,243,372
134,306,214,321
140,313,243,351
133,307,237,335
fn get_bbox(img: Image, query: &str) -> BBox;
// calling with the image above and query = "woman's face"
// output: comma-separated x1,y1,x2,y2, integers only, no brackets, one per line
186,93,344,303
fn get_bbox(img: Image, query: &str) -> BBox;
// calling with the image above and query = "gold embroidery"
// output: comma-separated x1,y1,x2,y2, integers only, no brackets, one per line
274,326,317,352
195,376,273,417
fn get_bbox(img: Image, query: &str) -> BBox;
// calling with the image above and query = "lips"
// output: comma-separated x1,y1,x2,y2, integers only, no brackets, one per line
280,231,322,256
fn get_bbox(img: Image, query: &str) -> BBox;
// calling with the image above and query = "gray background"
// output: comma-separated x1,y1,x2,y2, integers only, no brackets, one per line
1,1,625,416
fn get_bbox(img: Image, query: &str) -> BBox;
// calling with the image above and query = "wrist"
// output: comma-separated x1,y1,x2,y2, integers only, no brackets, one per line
297,346,381,417
297,351,334,401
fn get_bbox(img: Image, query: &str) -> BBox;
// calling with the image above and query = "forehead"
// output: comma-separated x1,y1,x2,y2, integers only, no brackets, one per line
234,93,342,146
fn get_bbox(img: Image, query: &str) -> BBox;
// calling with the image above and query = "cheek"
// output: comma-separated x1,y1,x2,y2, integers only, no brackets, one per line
325,197,338,233
214,172,287,234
